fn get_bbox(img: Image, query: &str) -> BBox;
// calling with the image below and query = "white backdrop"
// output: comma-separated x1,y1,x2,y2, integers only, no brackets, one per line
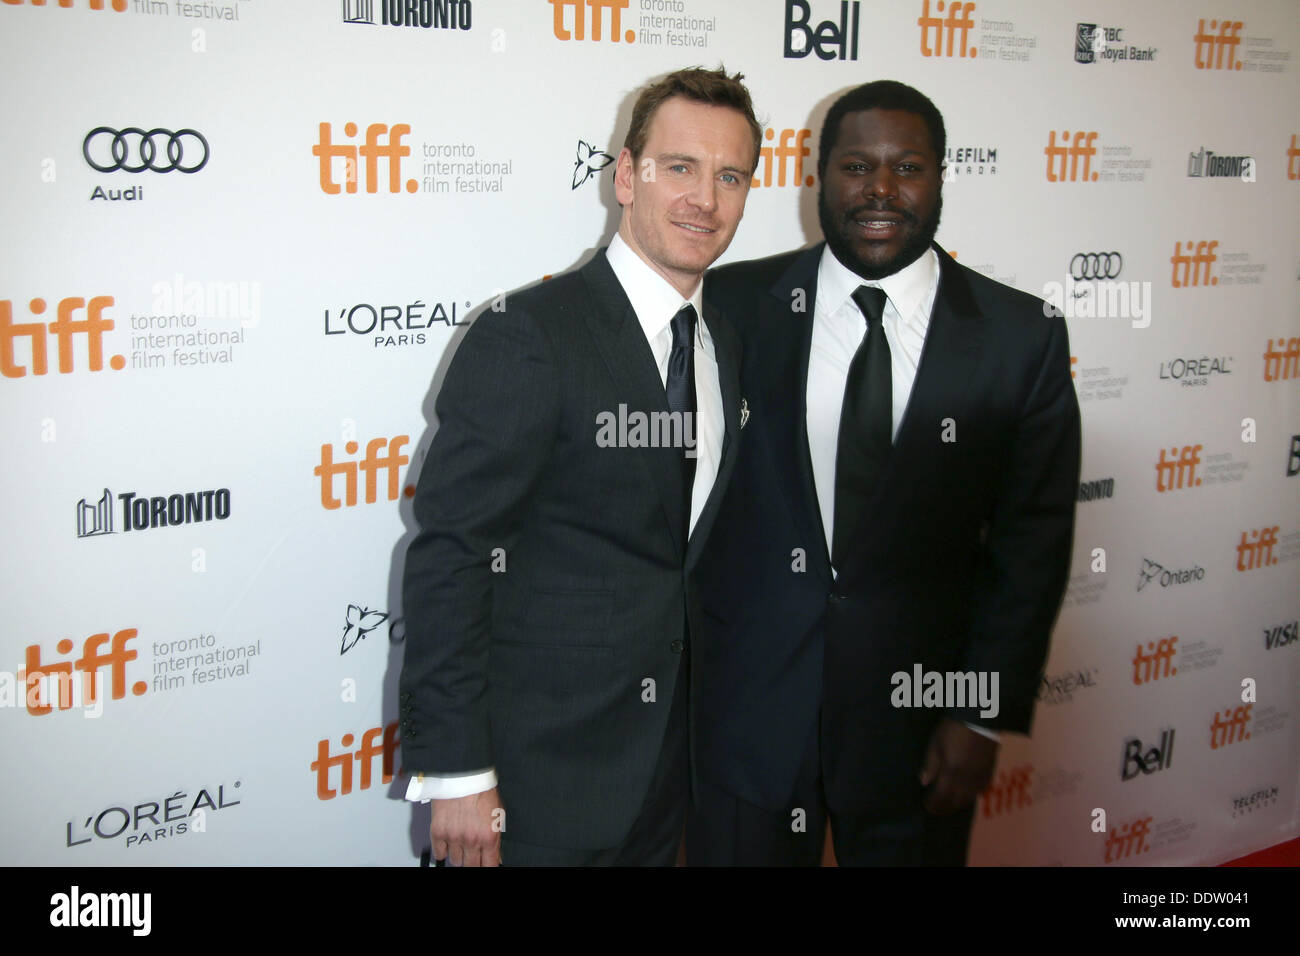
1,0,1296,866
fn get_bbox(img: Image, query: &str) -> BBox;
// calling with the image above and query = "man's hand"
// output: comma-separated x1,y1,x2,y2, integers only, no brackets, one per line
430,787,504,866
918,719,998,815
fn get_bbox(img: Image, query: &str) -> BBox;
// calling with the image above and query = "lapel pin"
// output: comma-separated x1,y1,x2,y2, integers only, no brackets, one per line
740,398,750,429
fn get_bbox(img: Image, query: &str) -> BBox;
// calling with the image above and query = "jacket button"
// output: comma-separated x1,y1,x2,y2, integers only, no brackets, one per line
670,639,684,653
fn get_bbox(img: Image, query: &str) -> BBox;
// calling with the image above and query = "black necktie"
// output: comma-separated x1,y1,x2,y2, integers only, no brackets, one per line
832,286,891,571
666,304,697,543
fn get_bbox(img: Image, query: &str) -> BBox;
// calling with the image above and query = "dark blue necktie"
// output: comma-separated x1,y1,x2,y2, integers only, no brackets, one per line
666,304,697,541
832,286,891,571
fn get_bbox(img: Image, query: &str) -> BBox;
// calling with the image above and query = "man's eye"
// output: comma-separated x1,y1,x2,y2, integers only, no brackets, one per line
669,164,688,173
719,173,738,185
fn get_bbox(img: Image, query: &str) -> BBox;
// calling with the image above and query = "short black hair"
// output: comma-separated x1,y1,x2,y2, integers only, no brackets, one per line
817,80,946,178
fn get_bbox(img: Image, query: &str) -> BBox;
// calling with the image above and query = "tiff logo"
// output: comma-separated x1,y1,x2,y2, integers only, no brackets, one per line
17,629,146,716
7,0,126,9
1121,728,1174,780
1263,337,1299,381
785,0,860,61
549,0,633,44
1154,444,1202,491
1169,240,1218,287
1209,704,1251,748
917,0,976,58
1044,131,1098,182
1104,816,1152,862
753,128,813,188
312,722,401,799
77,489,114,537
313,122,416,195
1288,135,1300,180
980,764,1031,817
1,296,122,379
1236,526,1279,571
1193,18,1243,70
316,435,411,509
1132,636,1177,685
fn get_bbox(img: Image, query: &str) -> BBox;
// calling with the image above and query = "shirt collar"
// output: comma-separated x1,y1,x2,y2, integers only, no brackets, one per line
818,243,939,329
606,233,713,357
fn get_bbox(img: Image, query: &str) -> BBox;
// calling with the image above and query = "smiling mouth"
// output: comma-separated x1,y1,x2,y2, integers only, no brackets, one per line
673,221,716,234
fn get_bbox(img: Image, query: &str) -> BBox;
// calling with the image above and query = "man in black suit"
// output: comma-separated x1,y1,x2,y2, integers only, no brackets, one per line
688,80,1080,865
397,67,759,866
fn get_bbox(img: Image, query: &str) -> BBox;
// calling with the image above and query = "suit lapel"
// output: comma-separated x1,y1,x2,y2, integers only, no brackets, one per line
579,251,689,559
763,245,833,584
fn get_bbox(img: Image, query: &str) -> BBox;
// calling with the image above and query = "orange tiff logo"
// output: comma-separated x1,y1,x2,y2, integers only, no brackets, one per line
1209,704,1251,748
1132,637,1177,685
315,435,411,510
1288,135,1300,180
979,764,1031,818
1170,240,1218,287
1154,444,1202,492
550,0,633,43
1,0,126,9
917,0,975,57
752,128,814,189
1193,18,1243,70
1104,816,1152,863
1263,337,1299,381
311,722,401,799
1044,131,1098,182
1236,526,1279,571
1,296,122,379
16,629,146,716
313,123,416,195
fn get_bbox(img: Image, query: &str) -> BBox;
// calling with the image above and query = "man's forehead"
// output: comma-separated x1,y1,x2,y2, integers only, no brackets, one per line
832,109,935,153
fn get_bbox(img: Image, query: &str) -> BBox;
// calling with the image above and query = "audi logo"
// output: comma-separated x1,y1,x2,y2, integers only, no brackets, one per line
82,127,210,174
1070,252,1123,280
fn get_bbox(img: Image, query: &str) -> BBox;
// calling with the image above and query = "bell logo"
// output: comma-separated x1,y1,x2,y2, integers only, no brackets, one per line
917,0,976,58
313,122,416,195
1120,728,1175,780
979,764,1032,817
2,0,126,9
784,0,860,61
1154,444,1202,491
1235,526,1279,571
1209,704,1251,748
1104,816,1151,862
1262,337,1300,381
1169,240,1218,287
1043,131,1098,182
311,722,401,799
16,629,146,716
1,296,123,379
1132,637,1177,685
315,435,411,510
1193,18,1243,70
752,128,814,189
1288,135,1300,180
549,0,634,43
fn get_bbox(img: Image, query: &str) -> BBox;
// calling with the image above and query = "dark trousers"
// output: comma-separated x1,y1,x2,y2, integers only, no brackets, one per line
686,717,975,866
500,654,689,866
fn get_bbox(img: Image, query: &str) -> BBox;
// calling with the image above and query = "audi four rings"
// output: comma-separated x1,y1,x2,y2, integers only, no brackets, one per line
1070,252,1123,280
82,127,210,173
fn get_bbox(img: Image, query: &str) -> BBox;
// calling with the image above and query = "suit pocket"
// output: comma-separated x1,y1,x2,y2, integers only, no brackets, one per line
497,586,615,647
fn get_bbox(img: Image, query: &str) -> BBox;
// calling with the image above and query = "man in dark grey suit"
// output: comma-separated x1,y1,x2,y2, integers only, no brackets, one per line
688,80,1080,865
398,67,759,866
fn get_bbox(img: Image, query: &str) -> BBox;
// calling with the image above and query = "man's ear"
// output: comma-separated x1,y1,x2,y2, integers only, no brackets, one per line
613,147,636,206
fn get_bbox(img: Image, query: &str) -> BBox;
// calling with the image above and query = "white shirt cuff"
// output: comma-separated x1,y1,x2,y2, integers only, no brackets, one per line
404,769,498,802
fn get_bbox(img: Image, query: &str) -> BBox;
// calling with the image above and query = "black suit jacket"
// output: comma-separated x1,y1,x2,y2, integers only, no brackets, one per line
692,242,1080,817
399,249,741,850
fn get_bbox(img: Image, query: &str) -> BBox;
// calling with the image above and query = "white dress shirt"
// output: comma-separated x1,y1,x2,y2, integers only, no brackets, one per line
806,244,998,743
406,233,725,802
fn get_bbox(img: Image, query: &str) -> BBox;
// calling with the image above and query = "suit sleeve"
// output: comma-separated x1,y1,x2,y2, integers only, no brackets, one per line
398,305,561,775
955,313,1081,733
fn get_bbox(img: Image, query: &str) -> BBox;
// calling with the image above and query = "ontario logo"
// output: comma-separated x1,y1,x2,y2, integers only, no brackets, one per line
572,140,613,189
340,604,394,654
1136,558,1205,593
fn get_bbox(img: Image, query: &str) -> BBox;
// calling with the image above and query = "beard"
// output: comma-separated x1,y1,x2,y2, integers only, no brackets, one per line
818,189,943,281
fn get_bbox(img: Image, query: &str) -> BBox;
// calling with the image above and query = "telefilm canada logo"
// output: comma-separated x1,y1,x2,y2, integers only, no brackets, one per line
944,145,997,177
